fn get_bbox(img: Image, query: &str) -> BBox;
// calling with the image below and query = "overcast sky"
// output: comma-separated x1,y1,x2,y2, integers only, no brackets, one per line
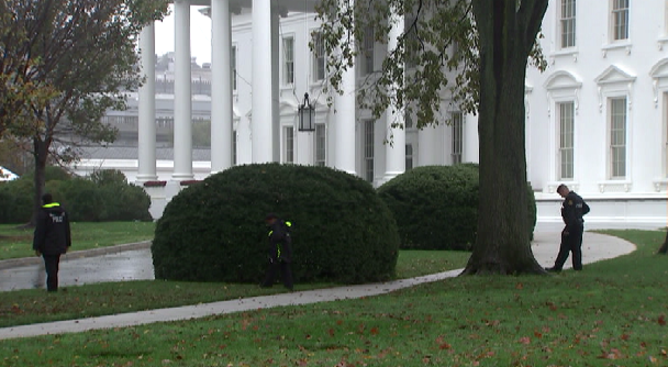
154,5,213,65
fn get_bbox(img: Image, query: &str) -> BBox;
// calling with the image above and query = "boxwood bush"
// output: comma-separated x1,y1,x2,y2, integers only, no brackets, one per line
377,164,537,251
151,163,400,284
0,167,151,223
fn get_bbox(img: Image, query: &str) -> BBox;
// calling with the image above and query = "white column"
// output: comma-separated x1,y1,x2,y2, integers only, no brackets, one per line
382,11,405,183
172,0,193,180
333,0,357,174
251,0,274,163
137,23,157,182
464,114,479,163
271,6,280,162
211,0,233,173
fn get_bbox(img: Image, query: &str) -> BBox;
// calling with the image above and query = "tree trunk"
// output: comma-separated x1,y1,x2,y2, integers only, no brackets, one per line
30,136,48,227
462,0,548,275
658,231,668,254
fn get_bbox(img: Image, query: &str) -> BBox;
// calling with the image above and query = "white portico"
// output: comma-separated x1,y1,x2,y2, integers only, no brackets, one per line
136,0,407,186
121,0,668,225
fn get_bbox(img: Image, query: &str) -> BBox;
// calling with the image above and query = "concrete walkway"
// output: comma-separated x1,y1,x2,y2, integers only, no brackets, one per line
0,231,637,340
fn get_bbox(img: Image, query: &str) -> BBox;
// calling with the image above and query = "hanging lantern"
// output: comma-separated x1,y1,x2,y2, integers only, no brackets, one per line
298,92,315,132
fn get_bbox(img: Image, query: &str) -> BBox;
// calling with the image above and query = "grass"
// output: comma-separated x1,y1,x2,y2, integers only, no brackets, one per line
0,230,666,366
0,248,471,328
0,221,155,260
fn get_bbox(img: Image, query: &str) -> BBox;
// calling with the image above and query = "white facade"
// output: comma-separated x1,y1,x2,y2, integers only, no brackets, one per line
75,0,668,225
527,0,667,225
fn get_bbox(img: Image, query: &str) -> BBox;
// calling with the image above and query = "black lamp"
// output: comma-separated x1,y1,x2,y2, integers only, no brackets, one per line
298,92,315,132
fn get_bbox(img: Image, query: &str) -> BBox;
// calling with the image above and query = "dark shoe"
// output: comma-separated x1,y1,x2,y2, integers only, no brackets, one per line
545,267,561,273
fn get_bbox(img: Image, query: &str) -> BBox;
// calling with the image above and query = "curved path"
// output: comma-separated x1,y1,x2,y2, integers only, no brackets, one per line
0,231,637,340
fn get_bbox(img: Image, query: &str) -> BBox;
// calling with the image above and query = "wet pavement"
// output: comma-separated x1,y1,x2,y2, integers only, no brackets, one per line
0,248,154,292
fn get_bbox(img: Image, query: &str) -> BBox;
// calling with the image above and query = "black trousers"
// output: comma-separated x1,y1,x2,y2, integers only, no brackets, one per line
553,225,584,271
42,254,61,292
262,260,293,290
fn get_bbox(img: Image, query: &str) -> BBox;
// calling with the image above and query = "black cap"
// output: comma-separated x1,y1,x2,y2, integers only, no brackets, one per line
42,193,53,204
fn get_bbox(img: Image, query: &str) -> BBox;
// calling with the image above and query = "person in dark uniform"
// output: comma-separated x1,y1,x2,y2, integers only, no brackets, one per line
546,184,590,272
33,193,71,292
261,213,293,290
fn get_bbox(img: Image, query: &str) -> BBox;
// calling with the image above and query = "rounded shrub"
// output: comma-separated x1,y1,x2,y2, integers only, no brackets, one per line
377,164,537,251
152,163,400,284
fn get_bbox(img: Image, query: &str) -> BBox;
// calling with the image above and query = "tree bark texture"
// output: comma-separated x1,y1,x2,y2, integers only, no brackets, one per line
658,231,668,254
462,0,548,275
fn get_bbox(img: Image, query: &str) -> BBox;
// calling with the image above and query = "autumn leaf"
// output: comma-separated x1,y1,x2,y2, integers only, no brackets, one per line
328,328,335,337
370,327,379,335
518,337,531,344
534,331,543,338
515,282,523,289
620,333,630,341
658,314,666,326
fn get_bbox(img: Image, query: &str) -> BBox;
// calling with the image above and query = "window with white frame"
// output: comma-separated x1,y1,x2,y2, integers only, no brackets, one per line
611,0,629,41
284,126,294,163
282,37,294,85
609,97,627,179
314,123,326,166
232,46,237,91
665,92,668,177
560,0,576,48
404,111,414,129
558,102,575,180
312,32,326,81
361,26,374,75
405,144,413,170
364,119,375,182
451,112,463,164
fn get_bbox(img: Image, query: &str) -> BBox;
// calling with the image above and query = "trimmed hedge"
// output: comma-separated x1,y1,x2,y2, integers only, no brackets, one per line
151,163,400,284
377,164,537,251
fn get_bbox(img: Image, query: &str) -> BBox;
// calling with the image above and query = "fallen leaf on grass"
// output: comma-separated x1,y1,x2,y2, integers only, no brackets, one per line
658,314,666,326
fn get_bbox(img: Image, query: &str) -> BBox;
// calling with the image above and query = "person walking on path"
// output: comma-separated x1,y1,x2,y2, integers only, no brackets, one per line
546,184,590,272
33,193,71,292
261,213,293,290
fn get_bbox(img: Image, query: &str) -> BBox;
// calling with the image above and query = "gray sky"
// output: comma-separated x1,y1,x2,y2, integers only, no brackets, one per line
155,5,212,65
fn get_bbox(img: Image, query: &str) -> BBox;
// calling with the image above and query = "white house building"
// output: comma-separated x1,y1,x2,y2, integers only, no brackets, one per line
74,0,668,226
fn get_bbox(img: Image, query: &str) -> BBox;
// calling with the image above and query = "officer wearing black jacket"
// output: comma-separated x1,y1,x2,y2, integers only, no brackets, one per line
546,184,590,272
261,213,293,290
33,193,71,292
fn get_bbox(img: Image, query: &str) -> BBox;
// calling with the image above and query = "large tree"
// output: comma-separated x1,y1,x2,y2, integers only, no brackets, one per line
315,0,548,274
0,0,168,223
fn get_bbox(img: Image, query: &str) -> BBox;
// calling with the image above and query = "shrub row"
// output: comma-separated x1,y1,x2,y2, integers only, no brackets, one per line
0,167,152,223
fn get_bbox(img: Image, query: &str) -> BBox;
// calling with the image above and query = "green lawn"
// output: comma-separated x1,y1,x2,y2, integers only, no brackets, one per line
0,230,666,367
0,221,155,260
0,247,472,328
